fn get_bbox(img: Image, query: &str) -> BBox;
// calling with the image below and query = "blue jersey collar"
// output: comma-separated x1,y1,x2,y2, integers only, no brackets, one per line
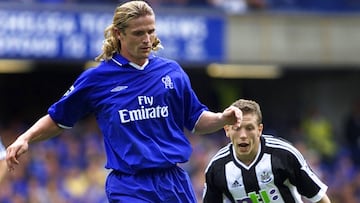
111,53,155,68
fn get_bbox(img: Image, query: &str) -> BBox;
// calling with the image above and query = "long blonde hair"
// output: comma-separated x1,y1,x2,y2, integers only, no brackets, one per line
95,1,162,62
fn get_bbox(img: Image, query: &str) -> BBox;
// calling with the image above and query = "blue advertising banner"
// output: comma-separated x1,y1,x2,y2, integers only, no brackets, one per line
0,7,225,64
156,14,225,64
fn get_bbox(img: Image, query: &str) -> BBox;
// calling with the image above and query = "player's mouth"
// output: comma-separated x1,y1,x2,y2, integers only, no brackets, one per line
140,47,151,51
237,143,250,152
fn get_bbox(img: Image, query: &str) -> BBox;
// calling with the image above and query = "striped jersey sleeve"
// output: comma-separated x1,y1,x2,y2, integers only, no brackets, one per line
262,135,328,202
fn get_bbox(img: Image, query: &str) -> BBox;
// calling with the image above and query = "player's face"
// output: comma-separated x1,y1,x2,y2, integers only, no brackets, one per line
117,15,156,66
225,113,263,165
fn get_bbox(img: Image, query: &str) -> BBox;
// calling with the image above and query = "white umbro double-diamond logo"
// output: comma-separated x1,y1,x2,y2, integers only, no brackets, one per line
110,86,128,92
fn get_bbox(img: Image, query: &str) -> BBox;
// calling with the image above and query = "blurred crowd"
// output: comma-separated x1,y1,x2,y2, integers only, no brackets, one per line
0,117,108,203
0,0,360,202
1,0,360,13
1,98,360,203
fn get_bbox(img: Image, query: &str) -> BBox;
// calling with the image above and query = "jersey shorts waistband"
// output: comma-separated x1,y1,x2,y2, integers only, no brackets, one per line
105,165,197,203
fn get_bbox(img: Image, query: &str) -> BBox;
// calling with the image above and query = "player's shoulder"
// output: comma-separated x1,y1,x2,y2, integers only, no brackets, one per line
78,60,115,78
150,55,182,68
205,143,232,172
262,134,304,160
263,134,293,144
151,54,176,63
263,134,295,149
212,143,232,160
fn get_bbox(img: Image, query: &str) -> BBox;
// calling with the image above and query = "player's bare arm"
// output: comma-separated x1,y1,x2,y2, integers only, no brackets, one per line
318,194,331,203
0,159,7,183
194,106,242,135
6,115,63,171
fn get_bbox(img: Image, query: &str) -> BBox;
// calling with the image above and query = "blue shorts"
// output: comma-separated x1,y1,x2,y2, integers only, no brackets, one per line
105,166,197,203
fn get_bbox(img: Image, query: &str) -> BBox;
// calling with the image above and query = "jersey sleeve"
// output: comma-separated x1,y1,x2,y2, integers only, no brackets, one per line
0,139,6,160
48,69,94,128
178,67,208,131
286,149,328,202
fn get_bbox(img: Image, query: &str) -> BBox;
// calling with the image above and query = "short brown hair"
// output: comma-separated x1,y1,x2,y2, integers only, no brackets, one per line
231,99,262,124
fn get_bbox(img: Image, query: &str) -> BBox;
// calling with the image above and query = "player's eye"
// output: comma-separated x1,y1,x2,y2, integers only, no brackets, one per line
231,126,241,131
133,31,144,36
246,126,255,131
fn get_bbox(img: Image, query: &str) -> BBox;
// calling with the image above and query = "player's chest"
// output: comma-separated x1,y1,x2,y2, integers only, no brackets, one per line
224,154,286,203
92,72,180,109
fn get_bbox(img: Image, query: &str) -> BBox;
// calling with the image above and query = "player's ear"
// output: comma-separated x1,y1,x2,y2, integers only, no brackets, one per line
258,123,263,135
114,27,123,41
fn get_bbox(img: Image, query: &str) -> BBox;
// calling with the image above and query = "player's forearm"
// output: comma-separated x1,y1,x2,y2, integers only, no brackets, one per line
0,160,7,183
194,106,242,135
19,115,63,143
194,111,225,135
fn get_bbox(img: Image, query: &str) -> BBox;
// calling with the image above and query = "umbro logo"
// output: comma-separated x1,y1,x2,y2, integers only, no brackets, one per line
110,86,128,92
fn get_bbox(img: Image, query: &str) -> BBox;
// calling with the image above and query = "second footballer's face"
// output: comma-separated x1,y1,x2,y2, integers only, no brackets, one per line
225,112,263,165
116,15,156,66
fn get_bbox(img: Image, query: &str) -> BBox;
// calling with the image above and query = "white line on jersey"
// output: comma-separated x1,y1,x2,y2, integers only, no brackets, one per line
110,86,128,92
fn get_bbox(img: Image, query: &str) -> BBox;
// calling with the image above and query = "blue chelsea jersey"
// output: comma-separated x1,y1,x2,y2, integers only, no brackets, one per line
0,139,5,160
48,54,208,174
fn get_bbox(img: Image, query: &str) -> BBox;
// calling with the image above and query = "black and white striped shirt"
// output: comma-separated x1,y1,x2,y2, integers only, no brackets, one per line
203,135,328,203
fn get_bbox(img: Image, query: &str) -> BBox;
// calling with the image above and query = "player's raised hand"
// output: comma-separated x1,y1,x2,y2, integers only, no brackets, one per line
221,105,242,127
6,137,29,171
